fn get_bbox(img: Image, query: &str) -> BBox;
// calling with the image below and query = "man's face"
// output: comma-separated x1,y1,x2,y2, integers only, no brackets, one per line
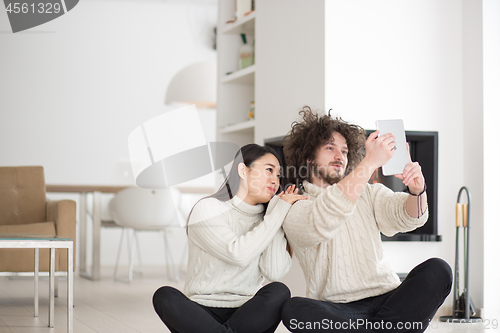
311,132,349,185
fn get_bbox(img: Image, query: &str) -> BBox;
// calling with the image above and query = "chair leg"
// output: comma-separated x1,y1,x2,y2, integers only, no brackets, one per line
162,230,179,282
114,228,144,283
126,228,132,264
114,227,129,282
134,232,143,275
54,277,58,298
127,230,136,283
114,227,124,281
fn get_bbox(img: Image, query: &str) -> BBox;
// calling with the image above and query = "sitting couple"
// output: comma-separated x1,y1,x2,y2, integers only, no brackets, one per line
153,107,452,333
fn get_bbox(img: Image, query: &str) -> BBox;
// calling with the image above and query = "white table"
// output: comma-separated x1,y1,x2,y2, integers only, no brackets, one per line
0,236,73,333
46,184,214,281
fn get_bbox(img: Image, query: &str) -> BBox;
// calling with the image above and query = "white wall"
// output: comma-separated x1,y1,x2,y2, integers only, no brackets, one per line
0,0,218,268
482,0,500,321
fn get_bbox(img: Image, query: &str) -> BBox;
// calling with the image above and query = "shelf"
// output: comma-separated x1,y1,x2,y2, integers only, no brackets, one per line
220,119,255,134
221,65,255,85
221,11,255,35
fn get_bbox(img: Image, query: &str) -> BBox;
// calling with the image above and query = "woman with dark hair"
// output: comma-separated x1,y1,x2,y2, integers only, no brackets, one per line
153,143,307,333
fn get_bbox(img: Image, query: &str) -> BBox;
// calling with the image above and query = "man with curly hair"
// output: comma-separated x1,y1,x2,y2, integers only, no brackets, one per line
281,107,452,332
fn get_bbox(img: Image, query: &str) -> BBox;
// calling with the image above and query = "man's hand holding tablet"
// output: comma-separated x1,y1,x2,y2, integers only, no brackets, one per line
374,119,426,197
375,119,409,176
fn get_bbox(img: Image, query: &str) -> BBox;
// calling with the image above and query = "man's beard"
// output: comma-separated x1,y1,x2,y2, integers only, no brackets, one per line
310,161,345,185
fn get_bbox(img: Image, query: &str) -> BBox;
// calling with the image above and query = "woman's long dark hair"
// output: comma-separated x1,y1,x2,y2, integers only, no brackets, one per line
209,144,281,202
187,144,281,223
186,143,292,255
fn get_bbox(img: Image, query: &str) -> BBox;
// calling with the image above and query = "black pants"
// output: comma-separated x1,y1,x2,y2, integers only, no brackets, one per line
153,282,291,333
282,258,452,333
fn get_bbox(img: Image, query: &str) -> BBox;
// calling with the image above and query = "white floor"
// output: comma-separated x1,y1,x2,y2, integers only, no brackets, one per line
0,266,488,333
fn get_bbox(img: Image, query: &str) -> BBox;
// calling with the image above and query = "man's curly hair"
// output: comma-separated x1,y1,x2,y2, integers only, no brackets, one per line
283,106,366,186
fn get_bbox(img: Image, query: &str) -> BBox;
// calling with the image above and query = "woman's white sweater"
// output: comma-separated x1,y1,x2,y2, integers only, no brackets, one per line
283,181,428,303
184,195,292,308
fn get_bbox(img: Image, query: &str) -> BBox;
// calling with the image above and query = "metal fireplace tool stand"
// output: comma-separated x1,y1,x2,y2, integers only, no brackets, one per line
439,186,482,323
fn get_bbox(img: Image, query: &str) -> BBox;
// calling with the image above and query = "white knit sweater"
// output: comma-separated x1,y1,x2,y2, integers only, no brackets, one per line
283,181,428,303
184,195,292,308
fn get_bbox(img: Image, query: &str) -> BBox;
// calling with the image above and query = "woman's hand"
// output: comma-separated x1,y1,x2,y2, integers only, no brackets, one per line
277,184,308,205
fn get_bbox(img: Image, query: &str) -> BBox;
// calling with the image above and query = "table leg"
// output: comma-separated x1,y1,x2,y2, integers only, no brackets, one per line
92,191,101,280
34,248,39,317
79,192,87,278
49,248,55,328
68,245,73,333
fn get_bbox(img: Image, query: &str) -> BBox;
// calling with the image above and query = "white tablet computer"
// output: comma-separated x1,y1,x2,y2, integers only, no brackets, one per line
375,119,409,176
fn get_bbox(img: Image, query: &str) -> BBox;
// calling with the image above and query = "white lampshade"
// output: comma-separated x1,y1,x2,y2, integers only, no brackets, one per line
165,62,217,109
128,105,238,189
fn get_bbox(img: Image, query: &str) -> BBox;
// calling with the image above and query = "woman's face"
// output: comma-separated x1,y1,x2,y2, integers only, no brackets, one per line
239,153,281,205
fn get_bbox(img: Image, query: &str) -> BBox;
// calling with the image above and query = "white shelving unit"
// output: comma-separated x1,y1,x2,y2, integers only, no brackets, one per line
216,0,256,148
216,0,325,147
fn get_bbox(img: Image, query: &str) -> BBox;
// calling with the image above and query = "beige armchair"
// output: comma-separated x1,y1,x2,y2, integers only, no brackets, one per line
0,166,76,272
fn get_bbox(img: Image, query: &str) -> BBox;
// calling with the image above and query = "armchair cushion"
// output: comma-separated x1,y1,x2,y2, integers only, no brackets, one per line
0,166,46,225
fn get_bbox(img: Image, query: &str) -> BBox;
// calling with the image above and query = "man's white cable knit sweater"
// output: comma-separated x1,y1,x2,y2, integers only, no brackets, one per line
185,195,292,308
283,181,428,303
